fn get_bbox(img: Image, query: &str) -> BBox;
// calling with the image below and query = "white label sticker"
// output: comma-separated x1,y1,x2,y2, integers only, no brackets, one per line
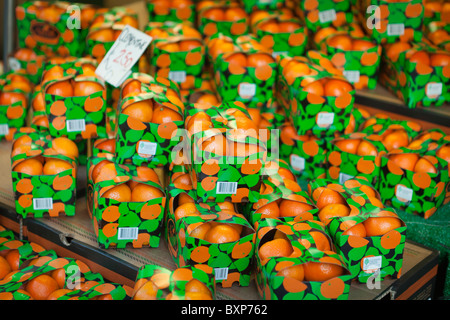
290,154,305,172
339,172,354,184
33,198,53,210
0,124,9,135
396,185,413,202
387,23,405,36
118,227,139,240
168,71,186,83
8,57,21,71
138,141,157,157
426,82,443,98
343,70,360,83
214,267,229,280
216,182,238,195
66,119,86,132
362,256,382,272
239,83,256,99
95,25,153,88
319,9,337,23
316,112,335,126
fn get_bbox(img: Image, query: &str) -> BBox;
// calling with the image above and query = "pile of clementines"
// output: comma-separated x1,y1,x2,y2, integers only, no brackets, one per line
1,0,450,301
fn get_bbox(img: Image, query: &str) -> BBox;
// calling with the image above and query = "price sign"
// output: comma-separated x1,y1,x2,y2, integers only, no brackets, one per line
95,25,152,88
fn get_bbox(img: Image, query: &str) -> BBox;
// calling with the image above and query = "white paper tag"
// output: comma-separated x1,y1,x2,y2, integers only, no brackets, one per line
118,227,139,240
33,198,53,210
339,172,354,184
214,267,229,280
138,141,157,157
216,182,238,195
316,112,335,126
8,57,21,71
290,154,305,172
95,25,152,88
239,83,256,99
66,119,86,132
0,124,9,135
319,9,337,23
362,256,382,272
396,185,413,202
169,71,186,83
343,70,360,83
426,82,443,98
387,23,405,36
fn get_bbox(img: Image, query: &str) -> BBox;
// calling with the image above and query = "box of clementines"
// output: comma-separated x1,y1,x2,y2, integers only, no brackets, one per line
165,178,256,287
197,0,249,39
293,0,354,33
146,0,196,25
278,122,332,181
379,41,450,109
145,22,206,90
214,48,278,109
308,178,407,282
7,48,46,85
276,55,355,138
378,142,450,219
0,71,32,141
114,73,184,168
426,21,450,52
132,264,216,300
254,218,354,300
326,132,388,188
10,128,78,219
40,57,108,140
184,101,267,203
243,165,319,228
15,1,97,58
89,159,166,249
359,0,424,44
251,15,308,58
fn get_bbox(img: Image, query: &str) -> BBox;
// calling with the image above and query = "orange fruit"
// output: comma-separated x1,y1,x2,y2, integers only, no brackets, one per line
276,264,304,281
46,81,74,97
260,20,279,33
133,280,159,300
152,105,183,123
414,157,437,174
47,288,73,300
303,80,324,96
95,139,115,154
310,231,331,251
174,202,200,221
430,53,450,67
13,158,43,175
279,200,314,217
52,137,79,159
0,255,12,279
342,223,367,237
363,217,401,237
278,21,301,33
409,51,430,65
92,160,114,183
14,48,37,61
122,80,141,98
122,100,154,123
102,184,132,202
189,222,212,240
177,192,194,206
0,91,27,107
303,262,344,282
225,52,247,68
386,42,411,60
316,188,346,209
50,268,66,289
43,158,73,175
352,39,375,51
356,140,378,156
179,40,202,52
324,79,353,96
283,61,311,84
217,201,235,212
277,167,296,182
204,223,240,243
25,274,60,300
89,29,114,42
328,35,352,51
201,134,227,156
258,238,293,262
318,203,350,225
136,166,161,185
224,7,247,21
130,183,164,202
335,139,361,154
247,53,275,68
73,81,104,97
185,279,212,298
203,8,224,21
159,42,180,52
389,153,419,172
437,145,450,163
255,201,280,219
196,93,220,107
382,129,409,151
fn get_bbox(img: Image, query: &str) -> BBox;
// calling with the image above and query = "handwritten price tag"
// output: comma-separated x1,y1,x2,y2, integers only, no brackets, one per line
95,25,152,88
